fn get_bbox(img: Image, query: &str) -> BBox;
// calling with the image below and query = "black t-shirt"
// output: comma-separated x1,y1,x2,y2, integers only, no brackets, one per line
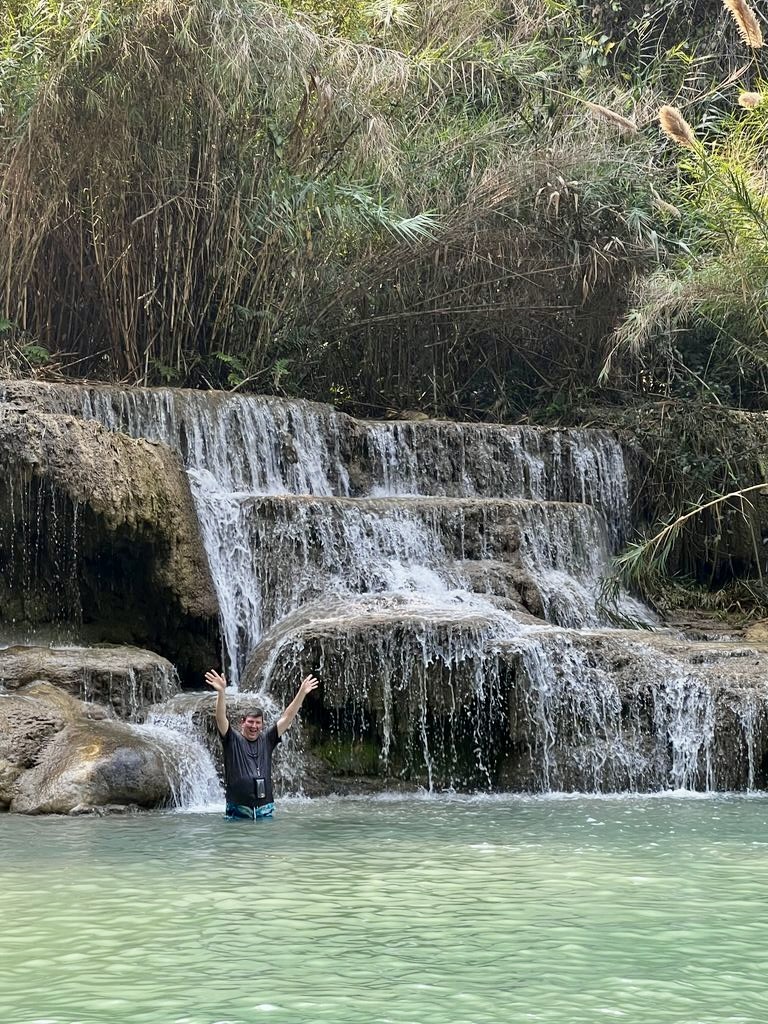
220,722,281,807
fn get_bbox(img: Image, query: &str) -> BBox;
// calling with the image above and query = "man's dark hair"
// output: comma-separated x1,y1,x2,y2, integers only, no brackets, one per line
241,708,264,720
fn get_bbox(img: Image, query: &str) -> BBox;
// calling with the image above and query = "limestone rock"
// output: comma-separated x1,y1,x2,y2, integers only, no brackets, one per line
0,692,63,760
0,403,219,677
16,680,110,722
232,493,613,638
1,676,216,814
0,692,64,807
10,719,176,814
0,645,179,719
0,678,116,807
241,596,517,790
0,759,23,807
241,601,768,793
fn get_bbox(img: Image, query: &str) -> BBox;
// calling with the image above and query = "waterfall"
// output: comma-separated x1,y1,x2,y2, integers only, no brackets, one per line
362,421,631,546
0,468,84,640
8,381,768,795
141,712,224,810
506,630,767,792
30,384,633,684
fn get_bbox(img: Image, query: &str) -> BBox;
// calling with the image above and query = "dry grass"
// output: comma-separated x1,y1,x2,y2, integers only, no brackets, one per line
584,101,638,135
0,0,663,409
723,0,764,49
738,91,764,108
659,105,698,149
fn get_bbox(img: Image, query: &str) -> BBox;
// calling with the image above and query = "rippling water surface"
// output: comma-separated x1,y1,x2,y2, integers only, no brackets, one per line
3,795,768,1024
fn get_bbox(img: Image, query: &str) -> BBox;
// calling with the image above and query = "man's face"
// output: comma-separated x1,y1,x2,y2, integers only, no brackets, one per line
241,715,263,741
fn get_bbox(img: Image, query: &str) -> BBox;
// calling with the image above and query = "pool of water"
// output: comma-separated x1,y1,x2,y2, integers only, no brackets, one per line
3,794,768,1024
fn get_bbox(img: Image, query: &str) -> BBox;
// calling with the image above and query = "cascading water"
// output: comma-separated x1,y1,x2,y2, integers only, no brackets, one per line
8,380,768,795
138,712,224,810
0,468,83,642
32,384,635,681
362,420,631,546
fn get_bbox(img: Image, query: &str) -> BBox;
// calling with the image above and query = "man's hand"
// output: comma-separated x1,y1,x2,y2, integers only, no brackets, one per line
205,669,227,693
300,674,319,697
206,669,229,736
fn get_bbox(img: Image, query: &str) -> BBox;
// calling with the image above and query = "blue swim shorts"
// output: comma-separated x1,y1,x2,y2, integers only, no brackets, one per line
225,802,275,821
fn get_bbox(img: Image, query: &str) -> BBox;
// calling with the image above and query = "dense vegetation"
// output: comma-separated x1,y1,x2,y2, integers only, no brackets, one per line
0,0,752,409
4,0,768,611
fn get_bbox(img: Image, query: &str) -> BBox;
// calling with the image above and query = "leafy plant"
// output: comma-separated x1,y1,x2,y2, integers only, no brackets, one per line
20,343,51,366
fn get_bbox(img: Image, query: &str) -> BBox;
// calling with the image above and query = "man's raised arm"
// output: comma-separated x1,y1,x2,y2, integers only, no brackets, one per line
277,675,319,736
205,669,229,736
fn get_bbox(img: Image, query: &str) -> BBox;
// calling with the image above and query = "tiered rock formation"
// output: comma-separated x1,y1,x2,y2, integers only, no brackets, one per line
4,380,768,805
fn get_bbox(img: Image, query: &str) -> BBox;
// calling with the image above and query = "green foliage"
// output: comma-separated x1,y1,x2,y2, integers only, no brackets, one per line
207,351,249,389
614,482,768,597
19,343,50,366
148,361,184,386
585,398,768,617
606,72,768,407
271,357,293,390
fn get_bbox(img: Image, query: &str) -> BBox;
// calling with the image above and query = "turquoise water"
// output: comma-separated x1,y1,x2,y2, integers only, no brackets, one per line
3,795,768,1024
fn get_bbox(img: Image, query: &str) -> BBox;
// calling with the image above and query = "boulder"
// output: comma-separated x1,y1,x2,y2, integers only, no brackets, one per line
0,658,210,814
10,718,176,814
0,682,109,808
0,693,63,807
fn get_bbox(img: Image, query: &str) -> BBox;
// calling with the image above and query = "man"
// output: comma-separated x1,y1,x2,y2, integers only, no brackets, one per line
205,669,319,820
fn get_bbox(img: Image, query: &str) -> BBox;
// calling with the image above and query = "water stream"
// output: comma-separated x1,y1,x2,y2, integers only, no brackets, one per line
62,386,635,684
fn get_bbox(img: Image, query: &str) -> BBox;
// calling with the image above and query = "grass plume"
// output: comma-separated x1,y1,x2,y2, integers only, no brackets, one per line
584,101,638,134
738,91,764,107
658,105,698,148
723,0,764,48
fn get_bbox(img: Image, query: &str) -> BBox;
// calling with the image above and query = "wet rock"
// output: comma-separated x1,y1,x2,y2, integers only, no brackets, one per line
68,802,141,816
0,404,219,678
0,646,179,719
0,662,209,814
499,628,768,792
0,678,122,808
0,759,23,807
0,689,66,807
242,602,768,793
1,381,633,539
242,596,518,790
215,493,605,660
0,692,64,768
11,719,176,814
15,680,110,722
348,417,631,545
